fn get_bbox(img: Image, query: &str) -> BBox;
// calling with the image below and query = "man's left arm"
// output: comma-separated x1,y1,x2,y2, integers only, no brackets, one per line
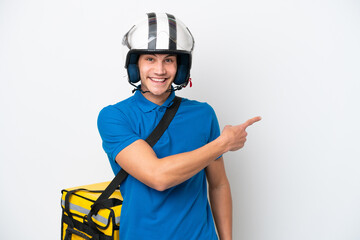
206,156,232,240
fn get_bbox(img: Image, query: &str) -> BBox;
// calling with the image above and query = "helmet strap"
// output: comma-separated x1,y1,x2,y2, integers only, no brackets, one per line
130,82,150,94
130,82,186,94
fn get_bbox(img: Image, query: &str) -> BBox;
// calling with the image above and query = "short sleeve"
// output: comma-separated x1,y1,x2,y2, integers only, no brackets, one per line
207,104,221,143
97,106,141,168
205,104,222,160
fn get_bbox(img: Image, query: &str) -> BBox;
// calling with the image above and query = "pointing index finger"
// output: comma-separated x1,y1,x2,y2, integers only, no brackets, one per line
244,116,262,128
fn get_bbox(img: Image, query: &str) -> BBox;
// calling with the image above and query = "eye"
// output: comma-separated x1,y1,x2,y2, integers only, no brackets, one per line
146,57,154,62
165,57,176,63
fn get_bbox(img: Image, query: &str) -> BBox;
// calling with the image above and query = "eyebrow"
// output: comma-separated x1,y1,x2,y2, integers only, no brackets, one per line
145,54,176,58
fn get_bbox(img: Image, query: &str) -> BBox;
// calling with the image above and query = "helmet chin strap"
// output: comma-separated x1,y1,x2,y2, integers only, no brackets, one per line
171,85,184,92
171,78,191,92
130,82,150,94
131,82,187,94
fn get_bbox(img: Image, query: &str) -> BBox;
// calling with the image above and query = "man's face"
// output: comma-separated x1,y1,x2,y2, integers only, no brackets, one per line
138,54,177,98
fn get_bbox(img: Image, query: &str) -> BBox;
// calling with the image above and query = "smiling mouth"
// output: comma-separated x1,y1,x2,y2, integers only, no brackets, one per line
149,77,167,82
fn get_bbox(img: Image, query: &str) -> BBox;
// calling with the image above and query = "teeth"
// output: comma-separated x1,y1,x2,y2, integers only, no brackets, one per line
150,78,166,82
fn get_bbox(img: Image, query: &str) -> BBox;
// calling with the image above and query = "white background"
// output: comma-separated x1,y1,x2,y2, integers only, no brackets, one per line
1,0,360,239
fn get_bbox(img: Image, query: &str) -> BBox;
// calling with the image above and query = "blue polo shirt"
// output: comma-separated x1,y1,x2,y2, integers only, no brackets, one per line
97,90,221,240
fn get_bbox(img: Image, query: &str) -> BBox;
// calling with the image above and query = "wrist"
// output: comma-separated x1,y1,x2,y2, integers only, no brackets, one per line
214,135,229,155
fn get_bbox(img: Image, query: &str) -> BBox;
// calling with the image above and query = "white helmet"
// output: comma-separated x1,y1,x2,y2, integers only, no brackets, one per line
122,12,195,89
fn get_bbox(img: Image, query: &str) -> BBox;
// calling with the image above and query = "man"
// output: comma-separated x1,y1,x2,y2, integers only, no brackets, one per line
98,12,261,240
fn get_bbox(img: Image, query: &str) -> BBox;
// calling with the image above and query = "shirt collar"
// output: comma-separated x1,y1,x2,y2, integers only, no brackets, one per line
134,89,176,113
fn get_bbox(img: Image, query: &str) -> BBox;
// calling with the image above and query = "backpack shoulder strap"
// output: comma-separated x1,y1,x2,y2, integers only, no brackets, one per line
93,96,182,204
146,96,182,147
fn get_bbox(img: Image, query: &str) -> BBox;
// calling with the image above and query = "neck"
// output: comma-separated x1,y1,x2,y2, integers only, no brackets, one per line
141,91,171,106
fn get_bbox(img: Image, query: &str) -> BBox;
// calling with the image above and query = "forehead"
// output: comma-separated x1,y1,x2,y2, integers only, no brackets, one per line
140,53,177,58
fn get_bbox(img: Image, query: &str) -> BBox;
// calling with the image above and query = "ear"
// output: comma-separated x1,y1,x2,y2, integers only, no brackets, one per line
127,53,140,83
173,54,190,85
173,64,189,85
128,64,140,83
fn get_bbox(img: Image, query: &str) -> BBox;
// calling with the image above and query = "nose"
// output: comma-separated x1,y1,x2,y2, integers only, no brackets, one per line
154,61,166,75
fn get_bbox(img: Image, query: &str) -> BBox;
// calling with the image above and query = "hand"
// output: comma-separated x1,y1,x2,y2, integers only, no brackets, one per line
221,116,261,152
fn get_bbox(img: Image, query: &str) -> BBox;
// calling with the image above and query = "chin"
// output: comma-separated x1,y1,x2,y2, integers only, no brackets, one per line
148,84,171,94
149,88,169,96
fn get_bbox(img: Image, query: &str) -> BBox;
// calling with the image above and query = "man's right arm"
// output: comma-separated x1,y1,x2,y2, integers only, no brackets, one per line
115,116,261,191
